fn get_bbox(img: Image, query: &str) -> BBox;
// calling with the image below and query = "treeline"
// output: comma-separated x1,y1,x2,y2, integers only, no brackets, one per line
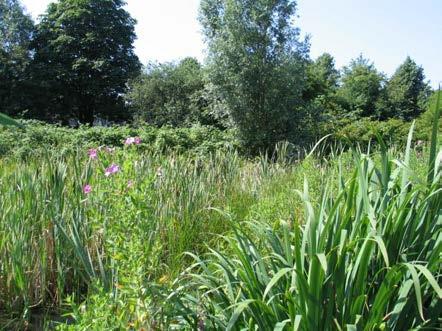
0,0,436,153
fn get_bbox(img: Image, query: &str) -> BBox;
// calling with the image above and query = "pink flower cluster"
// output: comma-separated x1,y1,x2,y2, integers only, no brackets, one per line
83,137,139,195
83,184,92,194
88,148,98,160
105,164,120,177
88,146,115,160
125,137,142,145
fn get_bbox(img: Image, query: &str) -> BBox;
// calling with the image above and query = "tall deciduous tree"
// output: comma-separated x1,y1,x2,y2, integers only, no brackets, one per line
0,0,34,116
199,0,309,153
31,0,140,124
337,55,385,118
385,57,431,120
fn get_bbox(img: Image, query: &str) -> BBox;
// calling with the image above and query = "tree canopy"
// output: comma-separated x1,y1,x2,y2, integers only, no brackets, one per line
0,0,34,116
0,0,436,154
338,55,385,119
31,0,141,124
200,0,310,152
386,56,431,120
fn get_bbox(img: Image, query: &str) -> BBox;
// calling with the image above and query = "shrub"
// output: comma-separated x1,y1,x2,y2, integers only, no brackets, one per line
0,121,237,159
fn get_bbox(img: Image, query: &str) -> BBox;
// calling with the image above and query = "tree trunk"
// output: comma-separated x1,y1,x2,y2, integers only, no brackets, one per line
78,98,94,125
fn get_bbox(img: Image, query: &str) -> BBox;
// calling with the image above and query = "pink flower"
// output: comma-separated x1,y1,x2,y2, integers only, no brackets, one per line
124,137,141,145
83,184,92,194
88,148,98,160
125,137,135,145
105,164,120,177
127,180,134,188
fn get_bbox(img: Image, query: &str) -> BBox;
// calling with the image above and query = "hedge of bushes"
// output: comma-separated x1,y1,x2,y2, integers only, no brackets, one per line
324,107,439,148
0,121,239,159
1,106,438,159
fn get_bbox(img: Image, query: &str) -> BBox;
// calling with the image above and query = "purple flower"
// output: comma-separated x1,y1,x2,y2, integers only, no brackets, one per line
88,148,98,160
105,164,120,177
83,184,92,194
134,137,142,145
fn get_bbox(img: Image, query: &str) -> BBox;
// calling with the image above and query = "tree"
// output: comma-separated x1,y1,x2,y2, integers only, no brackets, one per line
304,53,339,101
128,57,228,128
129,58,203,126
199,0,309,153
385,57,431,120
31,0,140,124
337,55,385,119
0,0,34,116
303,53,343,127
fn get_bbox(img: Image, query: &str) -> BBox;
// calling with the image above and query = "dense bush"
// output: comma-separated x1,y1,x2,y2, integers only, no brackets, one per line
0,121,238,158
322,104,439,148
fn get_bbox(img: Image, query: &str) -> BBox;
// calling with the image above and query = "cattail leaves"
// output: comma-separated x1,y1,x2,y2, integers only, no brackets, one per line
173,128,442,330
427,85,441,185
0,112,24,128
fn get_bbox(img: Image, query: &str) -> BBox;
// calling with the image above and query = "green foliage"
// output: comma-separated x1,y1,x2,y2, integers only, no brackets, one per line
0,111,24,128
419,89,442,134
302,53,343,137
0,0,34,116
1,120,440,329
304,53,339,101
337,55,385,118
127,57,227,128
0,139,286,329
321,93,440,148
169,127,441,330
0,121,238,158
328,118,410,146
385,56,431,120
31,0,141,123
200,0,310,153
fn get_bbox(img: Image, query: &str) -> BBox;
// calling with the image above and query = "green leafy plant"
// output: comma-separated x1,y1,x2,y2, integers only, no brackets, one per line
168,97,441,329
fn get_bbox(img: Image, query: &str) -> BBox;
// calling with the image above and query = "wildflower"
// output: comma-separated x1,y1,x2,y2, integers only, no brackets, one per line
83,184,92,194
127,180,134,188
105,164,120,177
88,148,98,160
124,137,141,145
125,137,135,145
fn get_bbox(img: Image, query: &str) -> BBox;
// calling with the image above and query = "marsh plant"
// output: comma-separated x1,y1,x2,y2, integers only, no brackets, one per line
0,93,440,329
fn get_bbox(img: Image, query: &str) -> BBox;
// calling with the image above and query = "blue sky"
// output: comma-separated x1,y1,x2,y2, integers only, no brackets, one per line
21,0,441,88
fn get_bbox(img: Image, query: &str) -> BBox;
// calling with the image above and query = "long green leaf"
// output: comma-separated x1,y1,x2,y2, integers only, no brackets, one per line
0,112,24,128
428,86,441,185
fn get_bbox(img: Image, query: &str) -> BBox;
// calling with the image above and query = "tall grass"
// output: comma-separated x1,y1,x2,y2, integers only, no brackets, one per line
0,146,293,328
168,115,441,328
